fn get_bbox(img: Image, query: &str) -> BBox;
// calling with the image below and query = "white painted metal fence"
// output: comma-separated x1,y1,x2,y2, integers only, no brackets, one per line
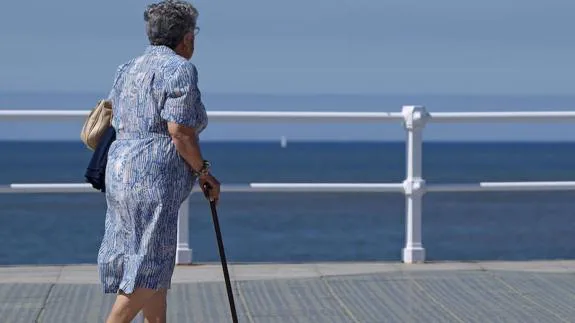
2,106,575,264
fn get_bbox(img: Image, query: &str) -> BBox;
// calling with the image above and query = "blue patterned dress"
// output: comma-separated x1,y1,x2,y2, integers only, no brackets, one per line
97,45,208,294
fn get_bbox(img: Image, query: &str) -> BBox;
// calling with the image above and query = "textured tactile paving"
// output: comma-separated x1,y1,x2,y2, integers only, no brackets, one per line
1,262,575,323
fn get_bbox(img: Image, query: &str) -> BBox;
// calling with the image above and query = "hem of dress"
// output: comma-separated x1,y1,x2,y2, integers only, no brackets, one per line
103,281,172,294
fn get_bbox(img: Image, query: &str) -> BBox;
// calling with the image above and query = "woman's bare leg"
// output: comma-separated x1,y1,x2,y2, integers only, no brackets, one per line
143,289,168,323
105,288,158,323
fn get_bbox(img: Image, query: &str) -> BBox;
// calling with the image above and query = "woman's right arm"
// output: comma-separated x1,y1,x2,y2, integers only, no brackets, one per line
162,60,220,202
168,122,206,173
168,123,220,202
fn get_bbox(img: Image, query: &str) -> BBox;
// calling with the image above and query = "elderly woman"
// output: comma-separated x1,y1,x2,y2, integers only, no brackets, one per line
97,1,220,322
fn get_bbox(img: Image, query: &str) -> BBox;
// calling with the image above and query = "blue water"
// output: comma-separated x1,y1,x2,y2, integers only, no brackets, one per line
1,141,574,265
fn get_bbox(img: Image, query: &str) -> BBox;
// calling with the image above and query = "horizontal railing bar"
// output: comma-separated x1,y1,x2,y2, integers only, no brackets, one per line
0,110,89,121
249,183,405,192
0,110,404,123
4,183,96,193
427,181,575,192
0,183,255,194
5,110,575,123
3,181,575,194
208,111,404,122
0,183,405,194
430,111,575,123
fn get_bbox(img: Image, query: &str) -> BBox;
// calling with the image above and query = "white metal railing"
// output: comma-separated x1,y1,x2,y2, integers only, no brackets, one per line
2,106,575,264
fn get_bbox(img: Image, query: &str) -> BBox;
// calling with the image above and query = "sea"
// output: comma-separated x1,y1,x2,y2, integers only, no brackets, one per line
1,92,575,265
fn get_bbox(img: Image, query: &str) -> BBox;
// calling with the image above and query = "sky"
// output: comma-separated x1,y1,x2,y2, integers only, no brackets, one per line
1,0,575,141
1,0,575,95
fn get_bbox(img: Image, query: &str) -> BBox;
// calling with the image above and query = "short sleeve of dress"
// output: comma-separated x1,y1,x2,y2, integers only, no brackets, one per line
106,63,129,102
161,61,205,129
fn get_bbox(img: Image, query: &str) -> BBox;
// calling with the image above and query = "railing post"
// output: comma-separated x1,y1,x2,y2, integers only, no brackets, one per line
401,105,429,264
176,197,193,265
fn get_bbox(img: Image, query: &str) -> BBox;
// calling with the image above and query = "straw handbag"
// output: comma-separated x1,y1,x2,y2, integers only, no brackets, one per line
81,99,113,150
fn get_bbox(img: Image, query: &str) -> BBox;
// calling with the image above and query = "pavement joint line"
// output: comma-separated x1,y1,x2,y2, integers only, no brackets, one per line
313,263,361,323
482,266,572,323
2,261,575,285
34,266,63,323
235,279,255,323
401,266,465,323
527,271,575,312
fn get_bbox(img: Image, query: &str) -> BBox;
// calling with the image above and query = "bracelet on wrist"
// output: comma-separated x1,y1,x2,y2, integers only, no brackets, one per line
192,160,211,177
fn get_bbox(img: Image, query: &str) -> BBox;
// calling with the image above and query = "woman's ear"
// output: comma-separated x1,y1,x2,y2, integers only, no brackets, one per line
185,32,195,58
185,32,195,45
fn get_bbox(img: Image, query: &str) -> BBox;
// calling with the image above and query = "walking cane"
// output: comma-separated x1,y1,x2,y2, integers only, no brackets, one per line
203,184,239,323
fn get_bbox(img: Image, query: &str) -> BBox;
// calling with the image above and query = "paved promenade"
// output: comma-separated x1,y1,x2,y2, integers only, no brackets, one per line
1,260,575,323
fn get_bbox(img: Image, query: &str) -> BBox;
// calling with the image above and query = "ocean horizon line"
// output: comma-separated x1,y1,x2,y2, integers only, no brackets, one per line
3,90,575,99
2,139,575,144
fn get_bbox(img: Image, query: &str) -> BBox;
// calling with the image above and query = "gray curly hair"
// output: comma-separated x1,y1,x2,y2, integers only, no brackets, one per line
144,0,199,49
